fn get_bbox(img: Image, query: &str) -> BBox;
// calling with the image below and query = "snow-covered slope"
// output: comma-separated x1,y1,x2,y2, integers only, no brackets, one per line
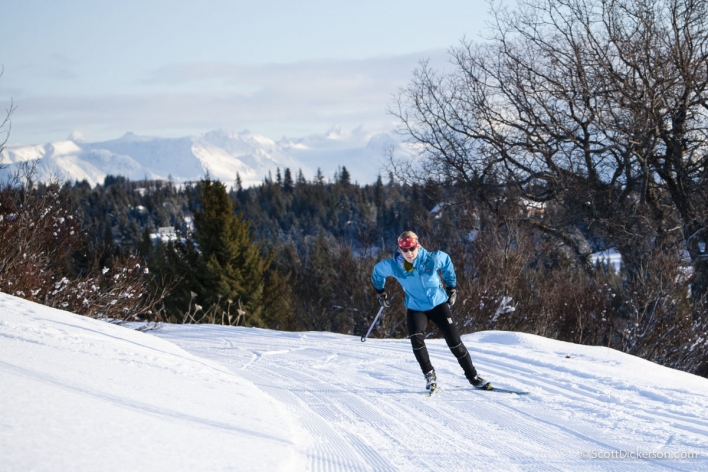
0,293,309,471
156,325,708,471
2,292,707,471
0,127,403,187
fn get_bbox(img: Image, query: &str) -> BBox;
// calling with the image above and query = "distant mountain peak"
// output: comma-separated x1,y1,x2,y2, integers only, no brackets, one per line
68,130,86,142
1,127,407,188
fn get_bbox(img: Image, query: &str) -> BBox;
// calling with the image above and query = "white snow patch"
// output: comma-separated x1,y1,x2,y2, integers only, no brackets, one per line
3,291,707,470
591,248,622,273
0,293,309,471
154,323,708,471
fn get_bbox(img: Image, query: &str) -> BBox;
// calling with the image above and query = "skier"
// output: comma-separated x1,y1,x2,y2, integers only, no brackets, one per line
371,231,489,392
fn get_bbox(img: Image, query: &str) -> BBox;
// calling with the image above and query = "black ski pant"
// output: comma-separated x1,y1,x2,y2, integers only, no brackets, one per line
407,302,478,382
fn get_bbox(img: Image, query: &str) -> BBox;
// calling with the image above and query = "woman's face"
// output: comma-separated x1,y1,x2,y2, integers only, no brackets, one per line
400,245,419,263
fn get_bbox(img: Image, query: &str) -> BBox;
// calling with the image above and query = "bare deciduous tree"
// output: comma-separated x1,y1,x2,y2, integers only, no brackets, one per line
0,165,173,322
394,0,708,313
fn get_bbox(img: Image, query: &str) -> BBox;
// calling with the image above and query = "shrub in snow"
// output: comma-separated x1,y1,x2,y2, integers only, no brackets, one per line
0,166,172,323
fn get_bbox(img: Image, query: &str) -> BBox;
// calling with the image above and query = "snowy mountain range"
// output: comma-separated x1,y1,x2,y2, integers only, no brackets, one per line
0,127,406,187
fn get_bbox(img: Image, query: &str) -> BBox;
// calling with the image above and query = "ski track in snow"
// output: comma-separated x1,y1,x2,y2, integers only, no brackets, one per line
156,325,708,472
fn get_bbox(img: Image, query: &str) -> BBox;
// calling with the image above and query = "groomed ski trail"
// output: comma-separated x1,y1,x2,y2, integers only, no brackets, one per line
155,326,708,472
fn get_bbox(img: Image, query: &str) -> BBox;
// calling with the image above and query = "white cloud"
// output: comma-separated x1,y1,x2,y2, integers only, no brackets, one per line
7,51,450,146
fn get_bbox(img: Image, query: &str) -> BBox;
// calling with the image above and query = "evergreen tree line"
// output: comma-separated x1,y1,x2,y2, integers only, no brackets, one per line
1,161,706,377
54,165,707,377
63,168,439,331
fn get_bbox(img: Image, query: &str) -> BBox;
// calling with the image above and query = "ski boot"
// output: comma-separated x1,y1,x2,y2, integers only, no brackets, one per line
425,370,437,392
470,375,491,390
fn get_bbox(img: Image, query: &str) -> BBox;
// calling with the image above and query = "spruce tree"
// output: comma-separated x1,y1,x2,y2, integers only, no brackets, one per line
283,168,294,193
339,166,351,186
192,178,266,326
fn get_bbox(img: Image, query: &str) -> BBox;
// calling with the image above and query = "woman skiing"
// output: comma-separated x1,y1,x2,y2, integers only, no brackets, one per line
371,231,489,392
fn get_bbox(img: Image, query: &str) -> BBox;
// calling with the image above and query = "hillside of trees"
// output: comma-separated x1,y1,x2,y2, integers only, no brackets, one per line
63,168,440,331
1,162,705,377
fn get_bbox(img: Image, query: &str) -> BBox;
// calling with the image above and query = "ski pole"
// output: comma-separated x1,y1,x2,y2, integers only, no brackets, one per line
361,306,385,342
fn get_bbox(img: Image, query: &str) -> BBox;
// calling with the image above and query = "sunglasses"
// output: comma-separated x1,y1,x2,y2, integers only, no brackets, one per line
399,246,418,253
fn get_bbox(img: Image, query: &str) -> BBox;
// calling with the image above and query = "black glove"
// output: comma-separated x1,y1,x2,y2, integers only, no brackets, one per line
377,291,391,308
446,287,458,307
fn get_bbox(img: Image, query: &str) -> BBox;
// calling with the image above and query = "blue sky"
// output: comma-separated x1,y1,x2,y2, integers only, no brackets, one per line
1,0,489,146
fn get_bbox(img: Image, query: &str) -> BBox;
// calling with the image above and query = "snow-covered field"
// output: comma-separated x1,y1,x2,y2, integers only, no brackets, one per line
2,292,707,471
0,294,307,471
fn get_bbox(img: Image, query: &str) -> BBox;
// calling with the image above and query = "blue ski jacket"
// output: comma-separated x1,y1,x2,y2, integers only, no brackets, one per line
371,247,456,311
